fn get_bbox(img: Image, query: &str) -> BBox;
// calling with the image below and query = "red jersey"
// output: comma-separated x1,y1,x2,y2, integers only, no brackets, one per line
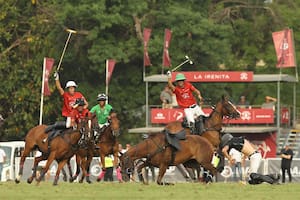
173,82,197,108
71,108,91,123
62,92,85,117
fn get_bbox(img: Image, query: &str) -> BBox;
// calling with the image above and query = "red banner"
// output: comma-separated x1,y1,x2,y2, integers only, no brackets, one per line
272,29,296,68
143,28,152,67
163,29,172,67
281,107,290,124
43,57,54,96
151,108,274,124
106,59,116,85
171,71,253,82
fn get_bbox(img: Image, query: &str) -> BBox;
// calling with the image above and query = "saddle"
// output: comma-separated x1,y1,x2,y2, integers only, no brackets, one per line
44,121,68,146
164,128,186,151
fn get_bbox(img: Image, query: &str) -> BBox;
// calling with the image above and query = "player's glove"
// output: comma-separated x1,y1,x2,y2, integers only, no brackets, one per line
54,72,59,80
166,70,172,78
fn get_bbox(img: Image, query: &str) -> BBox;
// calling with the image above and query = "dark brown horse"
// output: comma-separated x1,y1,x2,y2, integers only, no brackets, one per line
15,118,91,185
120,133,217,185
71,116,98,183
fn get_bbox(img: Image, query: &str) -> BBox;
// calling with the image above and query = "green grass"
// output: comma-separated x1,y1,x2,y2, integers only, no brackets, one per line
0,181,299,200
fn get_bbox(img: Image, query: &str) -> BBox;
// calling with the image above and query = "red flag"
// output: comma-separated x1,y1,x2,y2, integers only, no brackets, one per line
272,29,296,68
106,59,116,85
163,29,172,67
143,28,152,66
43,57,54,96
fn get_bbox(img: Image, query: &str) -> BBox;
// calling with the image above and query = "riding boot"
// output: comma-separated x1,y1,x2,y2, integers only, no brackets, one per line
249,173,276,185
43,121,67,143
189,122,196,134
198,115,204,134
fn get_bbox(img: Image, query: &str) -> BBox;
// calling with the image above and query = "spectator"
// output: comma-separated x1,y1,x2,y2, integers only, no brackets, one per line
118,144,126,154
126,144,131,152
229,148,244,181
103,155,114,182
280,144,293,183
160,85,173,109
237,96,249,109
261,96,277,111
0,145,6,181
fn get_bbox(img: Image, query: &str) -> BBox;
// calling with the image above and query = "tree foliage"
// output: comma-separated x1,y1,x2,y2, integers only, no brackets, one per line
1,0,300,143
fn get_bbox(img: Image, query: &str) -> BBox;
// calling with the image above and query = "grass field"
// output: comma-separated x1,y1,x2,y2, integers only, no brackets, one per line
0,181,299,200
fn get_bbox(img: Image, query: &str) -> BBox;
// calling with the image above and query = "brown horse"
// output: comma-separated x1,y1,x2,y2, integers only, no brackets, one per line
120,132,217,185
93,114,120,181
166,95,240,180
71,116,98,183
15,118,91,185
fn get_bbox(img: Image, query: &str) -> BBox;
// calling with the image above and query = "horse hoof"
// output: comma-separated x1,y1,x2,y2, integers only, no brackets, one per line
15,179,20,184
69,177,74,183
79,180,84,184
87,180,92,184
63,176,67,182
96,178,101,182
53,182,58,186
27,178,33,184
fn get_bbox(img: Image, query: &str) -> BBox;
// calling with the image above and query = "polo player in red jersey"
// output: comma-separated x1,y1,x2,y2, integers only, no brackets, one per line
43,73,89,143
167,71,206,133
71,98,91,127
54,72,88,128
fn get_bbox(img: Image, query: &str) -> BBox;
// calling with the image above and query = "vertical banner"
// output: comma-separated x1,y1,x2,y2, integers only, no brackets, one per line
43,58,55,96
40,57,54,125
163,29,172,67
143,28,152,67
106,59,116,85
272,29,296,68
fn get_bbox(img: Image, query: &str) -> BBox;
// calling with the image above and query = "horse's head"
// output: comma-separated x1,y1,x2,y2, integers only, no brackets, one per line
119,152,134,182
218,95,240,119
109,112,120,137
77,116,93,143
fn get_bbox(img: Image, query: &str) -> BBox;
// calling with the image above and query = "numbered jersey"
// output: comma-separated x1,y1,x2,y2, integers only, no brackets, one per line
173,82,197,108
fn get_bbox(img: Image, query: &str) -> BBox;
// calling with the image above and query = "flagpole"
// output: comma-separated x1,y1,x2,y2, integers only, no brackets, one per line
39,58,46,125
105,59,109,103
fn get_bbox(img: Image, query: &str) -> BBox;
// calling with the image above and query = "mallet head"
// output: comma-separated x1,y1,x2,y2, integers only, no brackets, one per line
66,28,77,34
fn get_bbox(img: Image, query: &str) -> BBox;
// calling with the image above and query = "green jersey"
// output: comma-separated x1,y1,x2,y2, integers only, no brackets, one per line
90,104,113,124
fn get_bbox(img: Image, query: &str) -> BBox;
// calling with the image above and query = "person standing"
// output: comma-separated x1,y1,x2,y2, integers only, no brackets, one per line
167,72,205,133
0,146,6,181
280,144,293,183
229,148,244,181
160,85,173,109
103,155,114,182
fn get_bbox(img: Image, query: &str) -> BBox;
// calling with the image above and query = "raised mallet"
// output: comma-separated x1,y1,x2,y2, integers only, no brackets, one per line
171,55,193,72
56,28,77,72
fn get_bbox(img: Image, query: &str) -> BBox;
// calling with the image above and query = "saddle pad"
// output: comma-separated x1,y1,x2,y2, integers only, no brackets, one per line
164,129,186,150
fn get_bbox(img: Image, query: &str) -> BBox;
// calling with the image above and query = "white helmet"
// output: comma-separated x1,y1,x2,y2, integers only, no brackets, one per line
65,81,77,88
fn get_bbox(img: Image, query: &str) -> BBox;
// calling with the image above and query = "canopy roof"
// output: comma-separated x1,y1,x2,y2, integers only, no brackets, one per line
144,74,298,83
128,126,278,134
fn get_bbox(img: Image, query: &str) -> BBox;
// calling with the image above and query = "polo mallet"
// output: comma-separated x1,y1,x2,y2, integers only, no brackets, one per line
171,55,193,72
56,28,77,72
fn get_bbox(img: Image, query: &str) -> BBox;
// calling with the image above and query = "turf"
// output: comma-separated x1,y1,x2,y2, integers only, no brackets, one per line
0,181,299,200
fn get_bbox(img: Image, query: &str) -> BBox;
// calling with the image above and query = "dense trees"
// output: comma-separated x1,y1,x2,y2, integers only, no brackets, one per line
1,0,299,143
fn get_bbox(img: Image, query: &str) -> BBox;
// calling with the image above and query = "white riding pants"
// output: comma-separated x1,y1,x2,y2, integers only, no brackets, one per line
248,152,262,174
184,104,206,124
